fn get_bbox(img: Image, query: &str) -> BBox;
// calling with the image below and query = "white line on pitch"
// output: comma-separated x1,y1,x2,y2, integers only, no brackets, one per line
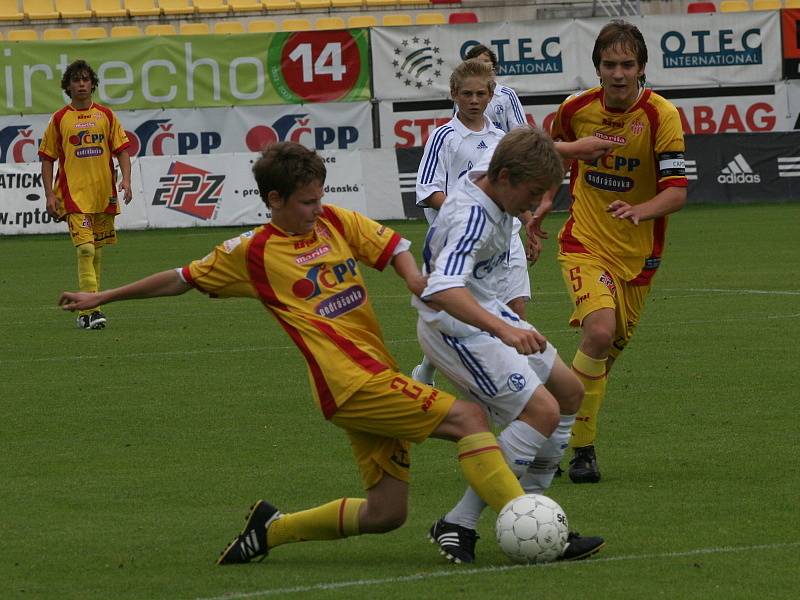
2,309,799,365
193,541,800,600
663,287,800,296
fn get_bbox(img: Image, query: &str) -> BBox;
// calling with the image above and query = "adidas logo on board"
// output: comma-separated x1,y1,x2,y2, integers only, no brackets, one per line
717,154,760,184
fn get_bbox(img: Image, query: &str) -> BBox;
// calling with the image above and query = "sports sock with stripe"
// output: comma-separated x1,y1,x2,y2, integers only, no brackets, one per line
267,497,365,548
569,350,608,448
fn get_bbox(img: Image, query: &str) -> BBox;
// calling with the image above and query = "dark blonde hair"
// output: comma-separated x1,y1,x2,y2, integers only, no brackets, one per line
252,142,326,203
487,127,563,188
449,59,495,97
592,20,648,85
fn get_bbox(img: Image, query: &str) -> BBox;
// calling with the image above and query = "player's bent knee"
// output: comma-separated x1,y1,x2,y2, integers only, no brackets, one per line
76,243,95,259
432,399,489,440
519,391,560,436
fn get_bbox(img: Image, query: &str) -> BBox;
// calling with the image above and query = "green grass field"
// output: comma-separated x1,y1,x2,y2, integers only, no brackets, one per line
1,203,798,599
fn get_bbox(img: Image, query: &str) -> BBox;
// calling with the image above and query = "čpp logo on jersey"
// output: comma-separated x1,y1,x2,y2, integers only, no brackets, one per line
68,130,105,158
0,125,37,163
460,37,563,76
152,161,225,220
291,259,359,300
125,120,222,157
583,153,641,192
660,28,762,69
245,114,359,151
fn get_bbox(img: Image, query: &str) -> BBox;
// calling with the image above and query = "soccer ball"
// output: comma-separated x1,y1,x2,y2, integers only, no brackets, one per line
495,494,569,564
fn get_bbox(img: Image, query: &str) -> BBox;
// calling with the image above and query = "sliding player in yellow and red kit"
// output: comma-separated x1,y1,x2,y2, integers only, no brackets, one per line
40,59,132,330
550,20,688,483
58,142,527,565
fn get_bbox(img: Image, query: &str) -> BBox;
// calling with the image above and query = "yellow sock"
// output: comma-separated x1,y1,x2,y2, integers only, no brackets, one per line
570,349,608,448
76,243,97,316
267,497,365,549
92,246,102,290
92,246,103,312
457,432,524,512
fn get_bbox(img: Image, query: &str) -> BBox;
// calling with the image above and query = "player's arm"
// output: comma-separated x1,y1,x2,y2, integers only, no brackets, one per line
59,269,191,312
116,150,133,204
422,191,446,211
416,128,451,211
554,136,616,162
41,158,58,220
505,87,527,130
427,287,547,354
607,186,686,225
391,249,428,298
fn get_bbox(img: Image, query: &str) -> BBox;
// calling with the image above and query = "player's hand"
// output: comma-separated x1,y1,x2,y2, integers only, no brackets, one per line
120,179,133,204
59,291,101,312
607,200,642,225
45,192,63,222
525,234,542,264
497,323,548,355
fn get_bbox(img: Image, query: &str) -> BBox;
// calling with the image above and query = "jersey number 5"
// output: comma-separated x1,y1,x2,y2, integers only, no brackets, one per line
569,266,583,292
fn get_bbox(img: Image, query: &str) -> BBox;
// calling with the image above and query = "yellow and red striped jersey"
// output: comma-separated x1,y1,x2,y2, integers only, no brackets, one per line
38,102,129,215
182,205,402,418
551,86,687,284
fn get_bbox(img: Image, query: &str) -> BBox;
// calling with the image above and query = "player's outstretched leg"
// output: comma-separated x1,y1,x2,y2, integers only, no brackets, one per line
217,500,281,565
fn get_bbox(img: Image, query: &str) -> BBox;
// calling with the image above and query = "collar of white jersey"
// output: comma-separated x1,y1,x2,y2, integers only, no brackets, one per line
463,162,505,224
451,113,496,138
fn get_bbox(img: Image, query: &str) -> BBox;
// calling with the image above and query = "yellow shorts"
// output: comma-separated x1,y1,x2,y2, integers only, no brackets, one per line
330,369,456,490
66,213,117,248
558,252,650,360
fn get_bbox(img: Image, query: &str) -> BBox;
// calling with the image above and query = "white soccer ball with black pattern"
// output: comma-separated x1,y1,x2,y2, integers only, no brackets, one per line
495,494,569,563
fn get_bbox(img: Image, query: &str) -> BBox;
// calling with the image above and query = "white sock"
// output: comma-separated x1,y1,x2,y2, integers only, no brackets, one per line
414,355,436,383
444,420,548,529
519,413,576,494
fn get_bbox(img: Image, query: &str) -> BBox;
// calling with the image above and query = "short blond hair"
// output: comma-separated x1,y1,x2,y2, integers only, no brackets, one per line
487,127,564,188
449,59,495,97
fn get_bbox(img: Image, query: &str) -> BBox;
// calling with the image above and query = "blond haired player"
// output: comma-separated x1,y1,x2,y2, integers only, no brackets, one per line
550,20,688,483
418,128,606,564
58,142,528,565
40,59,132,330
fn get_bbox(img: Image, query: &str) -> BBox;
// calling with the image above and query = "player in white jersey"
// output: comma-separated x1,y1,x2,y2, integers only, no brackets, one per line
416,60,505,226
415,128,607,565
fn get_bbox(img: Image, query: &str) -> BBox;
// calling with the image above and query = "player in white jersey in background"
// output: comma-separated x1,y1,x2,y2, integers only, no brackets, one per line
416,128,612,564
412,60,506,385
463,44,527,133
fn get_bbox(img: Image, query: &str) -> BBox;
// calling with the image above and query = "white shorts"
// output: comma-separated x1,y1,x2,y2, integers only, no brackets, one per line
416,312,557,427
502,233,531,304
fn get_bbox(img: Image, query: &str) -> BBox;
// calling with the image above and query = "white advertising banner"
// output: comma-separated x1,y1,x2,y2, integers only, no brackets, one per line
576,13,781,89
0,102,373,164
371,19,581,101
371,13,782,101
378,81,795,147
1,149,405,235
